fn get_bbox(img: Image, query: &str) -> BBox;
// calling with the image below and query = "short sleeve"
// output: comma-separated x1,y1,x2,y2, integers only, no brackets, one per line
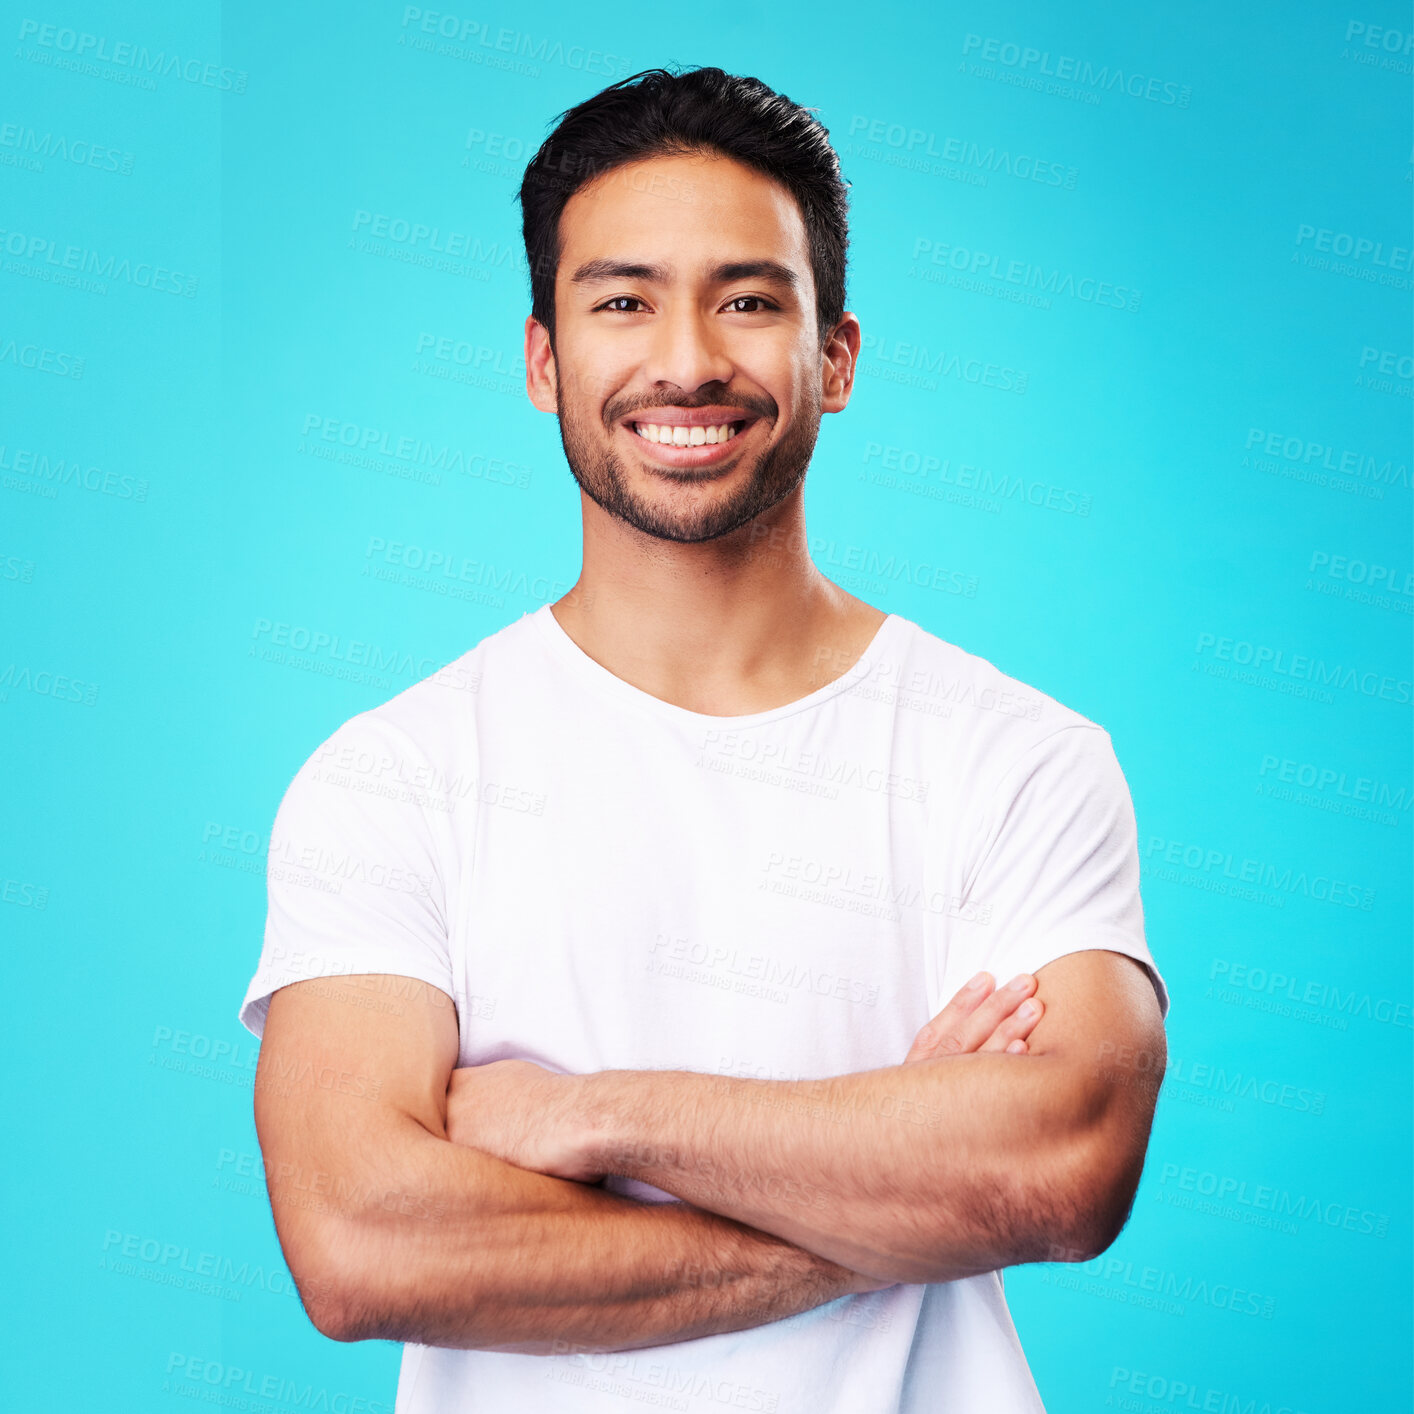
237,712,457,1040
953,725,1169,1019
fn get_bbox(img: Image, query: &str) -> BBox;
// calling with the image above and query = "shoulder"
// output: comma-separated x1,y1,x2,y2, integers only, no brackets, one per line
882,615,1108,766
283,611,545,796
347,611,542,741
872,616,1132,843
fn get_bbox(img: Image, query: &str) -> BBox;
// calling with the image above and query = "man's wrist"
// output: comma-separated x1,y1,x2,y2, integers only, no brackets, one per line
571,1069,623,1177
574,1069,895,1294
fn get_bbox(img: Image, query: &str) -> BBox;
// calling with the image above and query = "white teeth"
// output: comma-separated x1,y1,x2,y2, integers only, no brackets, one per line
633,421,741,445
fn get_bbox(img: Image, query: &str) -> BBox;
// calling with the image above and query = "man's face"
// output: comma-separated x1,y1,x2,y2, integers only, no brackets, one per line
537,151,841,544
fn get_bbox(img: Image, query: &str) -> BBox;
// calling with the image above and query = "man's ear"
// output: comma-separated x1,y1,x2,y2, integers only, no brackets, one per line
525,314,557,414
821,312,861,415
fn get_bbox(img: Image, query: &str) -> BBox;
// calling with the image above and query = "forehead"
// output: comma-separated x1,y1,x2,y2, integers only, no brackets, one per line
557,151,811,282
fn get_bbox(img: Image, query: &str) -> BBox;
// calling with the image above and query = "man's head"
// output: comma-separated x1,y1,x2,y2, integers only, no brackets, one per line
516,67,859,545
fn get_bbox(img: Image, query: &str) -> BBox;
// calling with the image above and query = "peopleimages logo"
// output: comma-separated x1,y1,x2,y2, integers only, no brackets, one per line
910,237,1142,311
1294,223,1411,271
1145,836,1375,911
1209,959,1412,1029
0,443,148,499
960,33,1191,105
1156,1163,1389,1238
163,1354,392,1414
0,121,135,175
1108,1367,1307,1414
298,414,532,489
0,335,84,377
844,115,1079,188
397,7,630,79
351,210,525,267
1194,632,1412,703
15,18,249,91
1243,427,1409,492
0,227,198,296
1258,754,1409,811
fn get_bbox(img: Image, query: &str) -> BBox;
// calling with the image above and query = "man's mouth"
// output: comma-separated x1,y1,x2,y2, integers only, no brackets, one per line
616,408,763,469
631,420,747,447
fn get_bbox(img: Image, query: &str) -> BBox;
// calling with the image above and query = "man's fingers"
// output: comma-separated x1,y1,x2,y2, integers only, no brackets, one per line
978,997,1044,1053
933,970,998,1029
905,972,1039,1063
938,973,1038,1053
903,971,995,1062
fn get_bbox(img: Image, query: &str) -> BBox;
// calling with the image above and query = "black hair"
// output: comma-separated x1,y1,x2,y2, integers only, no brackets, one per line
516,65,850,349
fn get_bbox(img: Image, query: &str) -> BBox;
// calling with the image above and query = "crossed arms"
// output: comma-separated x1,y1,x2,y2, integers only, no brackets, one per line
252,949,1165,1349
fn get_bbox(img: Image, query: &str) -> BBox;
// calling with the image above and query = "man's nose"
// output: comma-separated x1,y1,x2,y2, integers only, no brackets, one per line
641,303,734,392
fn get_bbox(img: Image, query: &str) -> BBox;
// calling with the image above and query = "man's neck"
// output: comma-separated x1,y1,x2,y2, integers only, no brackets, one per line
551,493,887,717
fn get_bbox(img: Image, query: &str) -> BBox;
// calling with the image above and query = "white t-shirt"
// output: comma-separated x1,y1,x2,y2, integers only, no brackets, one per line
239,605,1169,1414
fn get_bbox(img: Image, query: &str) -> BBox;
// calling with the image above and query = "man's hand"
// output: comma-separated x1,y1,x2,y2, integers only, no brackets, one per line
445,971,1044,1178
903,970,1044,1064
446,1060,604,1182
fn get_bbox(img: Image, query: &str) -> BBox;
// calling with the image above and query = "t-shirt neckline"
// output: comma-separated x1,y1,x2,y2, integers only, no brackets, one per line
530,603,905,729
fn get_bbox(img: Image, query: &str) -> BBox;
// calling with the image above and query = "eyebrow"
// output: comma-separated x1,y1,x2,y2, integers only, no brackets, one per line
569,258,800,292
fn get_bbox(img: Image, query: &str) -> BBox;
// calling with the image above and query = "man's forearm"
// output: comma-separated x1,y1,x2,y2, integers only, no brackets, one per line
315,1111,881,1349
578,1052,1101,1285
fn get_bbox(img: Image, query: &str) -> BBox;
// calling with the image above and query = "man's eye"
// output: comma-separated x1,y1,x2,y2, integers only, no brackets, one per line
597,296,646,313
725,296,774,313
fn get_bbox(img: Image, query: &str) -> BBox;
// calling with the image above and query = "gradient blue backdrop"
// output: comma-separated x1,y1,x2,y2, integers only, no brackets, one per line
4,2,1410,1410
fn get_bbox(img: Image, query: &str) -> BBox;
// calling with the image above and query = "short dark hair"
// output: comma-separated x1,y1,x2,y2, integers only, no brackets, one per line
516,65,851,350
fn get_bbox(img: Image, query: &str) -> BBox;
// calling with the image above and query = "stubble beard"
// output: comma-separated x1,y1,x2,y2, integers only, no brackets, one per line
554,378,822,545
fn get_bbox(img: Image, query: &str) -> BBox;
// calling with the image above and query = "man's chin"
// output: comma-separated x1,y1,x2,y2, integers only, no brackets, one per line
579,481,766,544
563,433,810,545
608,501,760,545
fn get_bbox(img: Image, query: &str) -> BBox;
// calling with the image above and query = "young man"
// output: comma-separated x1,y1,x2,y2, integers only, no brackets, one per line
239,66,1169,1413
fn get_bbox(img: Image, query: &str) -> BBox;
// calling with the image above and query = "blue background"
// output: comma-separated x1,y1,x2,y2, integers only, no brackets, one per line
3,2,1410,1409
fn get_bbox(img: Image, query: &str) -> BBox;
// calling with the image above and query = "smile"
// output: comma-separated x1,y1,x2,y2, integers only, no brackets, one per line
632,421,745,446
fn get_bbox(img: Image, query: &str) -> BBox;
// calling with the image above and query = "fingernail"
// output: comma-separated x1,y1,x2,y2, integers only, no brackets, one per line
968,971,991,991
1007,974,1032,992
1018,1000,1039,1020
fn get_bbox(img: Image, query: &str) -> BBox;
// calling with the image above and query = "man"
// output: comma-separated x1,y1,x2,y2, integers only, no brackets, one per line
239,65,1169,1412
